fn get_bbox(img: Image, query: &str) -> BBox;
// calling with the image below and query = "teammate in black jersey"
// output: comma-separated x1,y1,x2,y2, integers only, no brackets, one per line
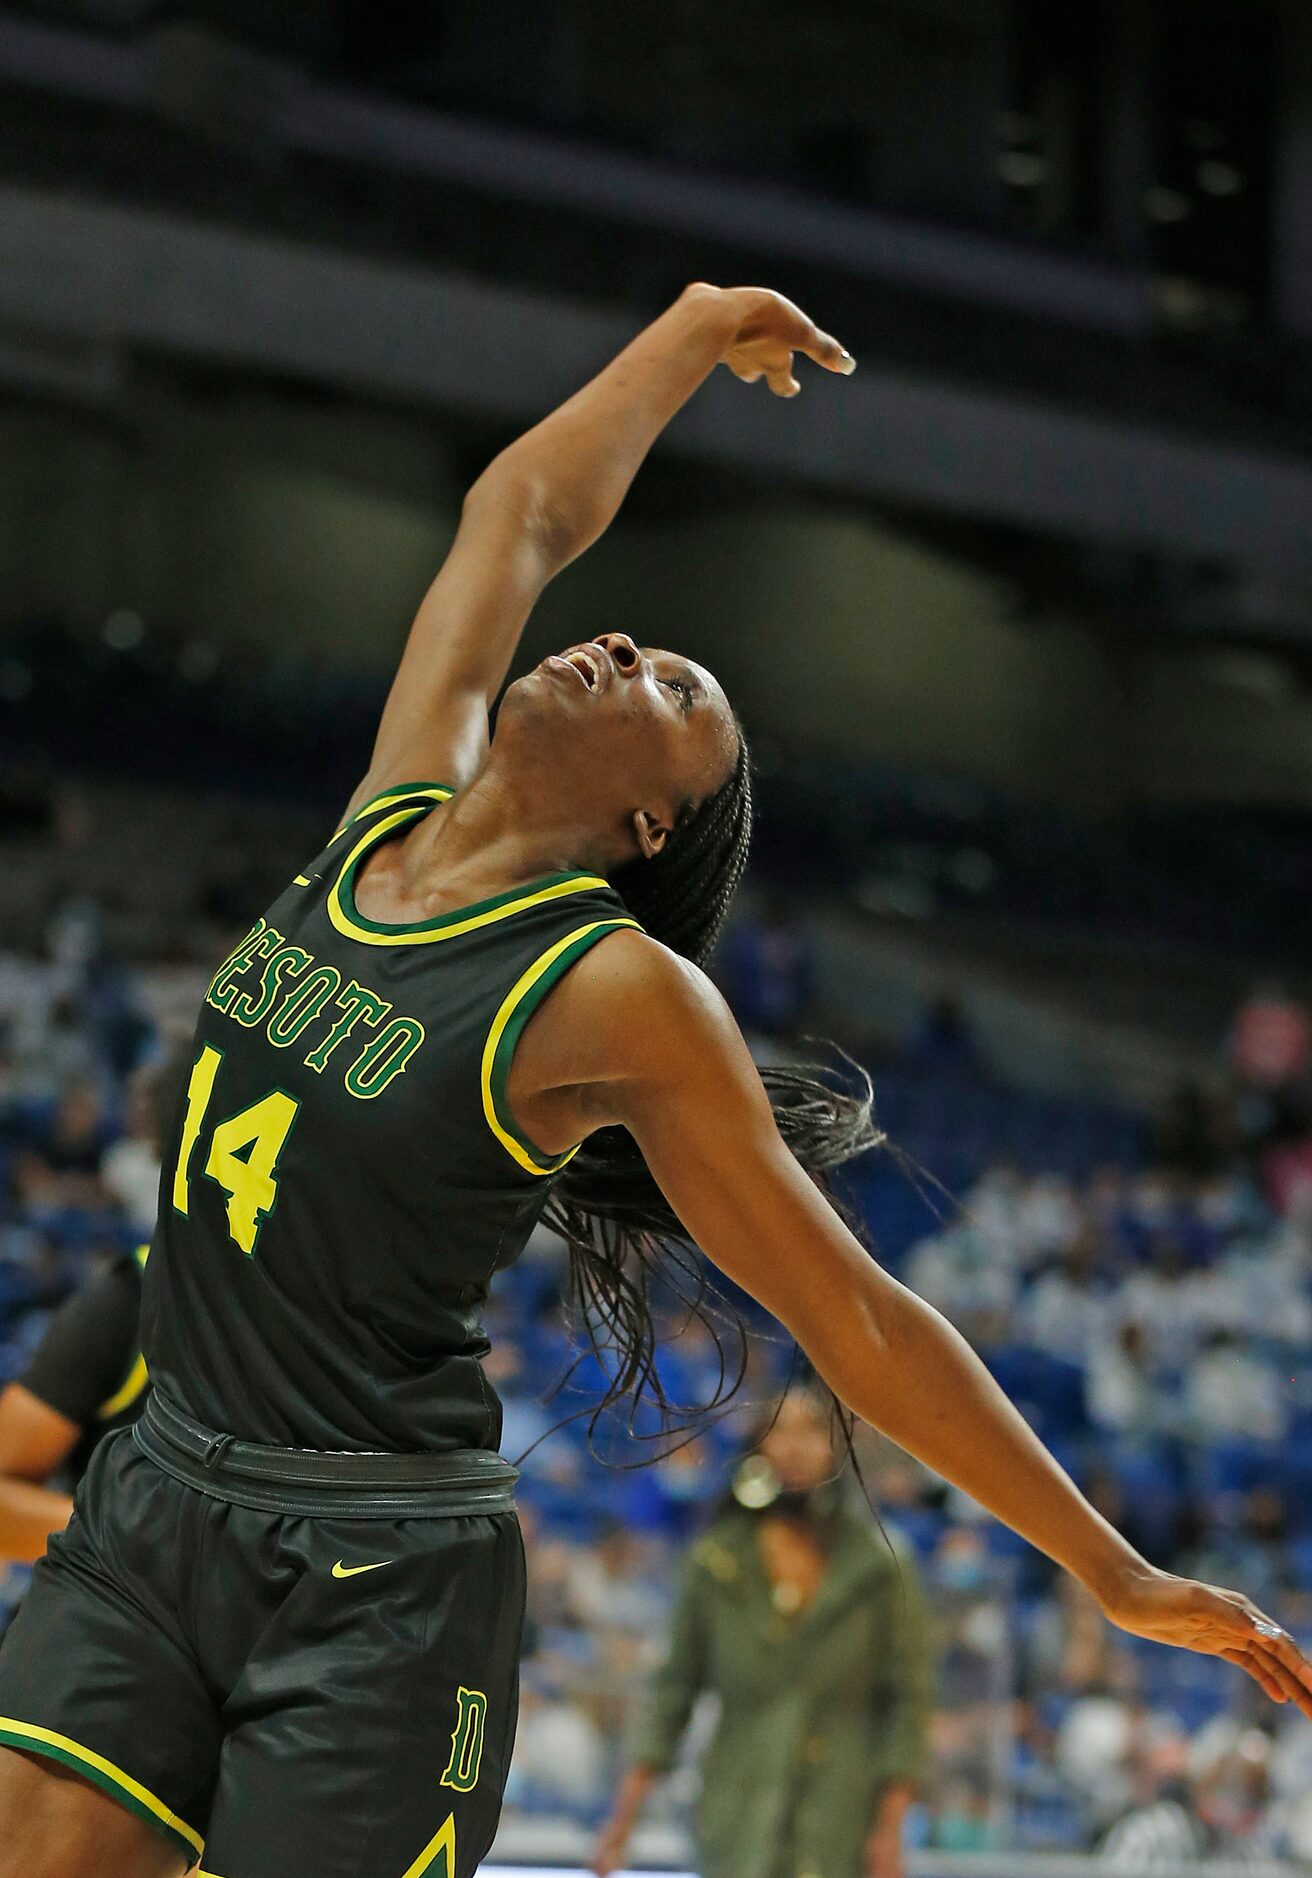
0,1248,148,1569
1,283,1310,1878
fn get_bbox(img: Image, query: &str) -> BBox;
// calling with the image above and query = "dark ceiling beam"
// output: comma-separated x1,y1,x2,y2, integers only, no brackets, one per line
0,184,1309,585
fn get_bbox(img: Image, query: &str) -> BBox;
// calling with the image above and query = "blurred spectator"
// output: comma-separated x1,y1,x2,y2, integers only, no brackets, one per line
101,1054,178,1238
1260,1110,1312,1216
1231,981,1312,1094
12,1080,111,1213
911,994,977,1075
1154,1080,1237,1182
717,894,813,1042
930,1777,1000,1852
1087,1323,1174,1440
1212,1208,1312,1345
906,1222,1017,1326
594,1389,933,1878
1022,1223,1116,1366
1183,1329,1285,1444
505,1670,608,1815
1115,1234,1214,1370
567,1524,668,1635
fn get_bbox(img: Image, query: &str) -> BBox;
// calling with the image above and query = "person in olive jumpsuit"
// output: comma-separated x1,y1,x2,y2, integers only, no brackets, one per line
595,1388,934,1878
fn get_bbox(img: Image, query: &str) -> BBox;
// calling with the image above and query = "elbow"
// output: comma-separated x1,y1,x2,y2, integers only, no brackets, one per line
465,460,596,569
796,1279,892,1389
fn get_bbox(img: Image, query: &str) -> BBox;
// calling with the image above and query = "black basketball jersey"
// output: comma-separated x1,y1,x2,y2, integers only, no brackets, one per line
20,1246,149,1485
139,782,638,1453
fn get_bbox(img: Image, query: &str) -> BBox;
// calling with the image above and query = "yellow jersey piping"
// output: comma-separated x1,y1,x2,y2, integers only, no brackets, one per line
481,918,639,1175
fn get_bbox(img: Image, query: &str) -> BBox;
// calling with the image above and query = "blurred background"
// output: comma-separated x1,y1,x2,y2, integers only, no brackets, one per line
0,0,1311,1871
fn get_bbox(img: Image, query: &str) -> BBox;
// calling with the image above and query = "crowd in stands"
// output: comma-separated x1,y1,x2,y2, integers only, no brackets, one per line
4,857,1312,1861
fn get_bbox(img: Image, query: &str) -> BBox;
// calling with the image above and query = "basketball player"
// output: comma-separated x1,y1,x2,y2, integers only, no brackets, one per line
0,1246,148,1568
0,283,1306,1878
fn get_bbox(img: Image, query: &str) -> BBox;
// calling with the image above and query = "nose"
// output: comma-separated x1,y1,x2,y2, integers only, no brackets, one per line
591,632,642,677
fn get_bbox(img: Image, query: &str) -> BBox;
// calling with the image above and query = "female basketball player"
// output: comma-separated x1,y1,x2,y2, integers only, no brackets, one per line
0,283,1307,1878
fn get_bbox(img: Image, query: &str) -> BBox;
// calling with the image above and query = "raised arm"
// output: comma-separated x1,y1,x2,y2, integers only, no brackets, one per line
510,934,1312,1717
345,284,853,814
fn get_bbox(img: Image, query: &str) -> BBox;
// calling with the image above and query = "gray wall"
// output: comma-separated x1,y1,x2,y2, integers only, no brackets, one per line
5,391,1312,814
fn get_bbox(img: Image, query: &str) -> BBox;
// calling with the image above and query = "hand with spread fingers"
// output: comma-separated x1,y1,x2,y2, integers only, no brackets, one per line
700,283,856,397
1101,1565,1312,1717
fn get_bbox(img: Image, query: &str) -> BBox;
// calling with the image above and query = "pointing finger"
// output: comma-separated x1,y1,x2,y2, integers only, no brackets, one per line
800,326,856,375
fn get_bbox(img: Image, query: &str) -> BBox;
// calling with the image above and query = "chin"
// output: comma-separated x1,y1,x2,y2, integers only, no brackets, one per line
497,668,564,729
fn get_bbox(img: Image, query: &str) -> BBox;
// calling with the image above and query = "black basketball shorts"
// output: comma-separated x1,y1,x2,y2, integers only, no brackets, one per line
0,1414,525,1877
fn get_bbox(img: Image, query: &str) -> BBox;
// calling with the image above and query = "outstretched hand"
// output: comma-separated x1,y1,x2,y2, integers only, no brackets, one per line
698,283,855,397
1102,1565,1312,1717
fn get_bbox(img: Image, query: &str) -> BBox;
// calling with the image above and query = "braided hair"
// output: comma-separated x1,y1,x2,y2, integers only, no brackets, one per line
538,724,884,1451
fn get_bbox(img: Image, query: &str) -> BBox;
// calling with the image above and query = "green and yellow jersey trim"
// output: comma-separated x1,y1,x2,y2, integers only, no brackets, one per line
96,1243,150,1421
204,1809,456,1878
401,1810,457,1878
328,803,612,949
482,918,639,1175
331,781,456,843
97,1351,148,1421
294,784,456,886
0,1718,203,1862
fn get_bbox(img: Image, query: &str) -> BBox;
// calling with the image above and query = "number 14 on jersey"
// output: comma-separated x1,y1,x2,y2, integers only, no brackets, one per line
172,1045,300,1255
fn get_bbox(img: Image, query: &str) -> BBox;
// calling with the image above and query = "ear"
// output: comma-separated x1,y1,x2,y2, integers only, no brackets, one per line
631,806,672,860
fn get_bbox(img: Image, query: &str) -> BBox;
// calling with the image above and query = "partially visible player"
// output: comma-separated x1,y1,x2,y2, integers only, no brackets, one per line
0,1246,148,1567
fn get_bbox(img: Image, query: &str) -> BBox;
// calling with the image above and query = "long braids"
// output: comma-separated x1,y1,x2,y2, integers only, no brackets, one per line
538,724,884,1452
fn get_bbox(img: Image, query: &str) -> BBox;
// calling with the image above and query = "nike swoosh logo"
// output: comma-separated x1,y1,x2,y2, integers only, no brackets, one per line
331,1559,391,1579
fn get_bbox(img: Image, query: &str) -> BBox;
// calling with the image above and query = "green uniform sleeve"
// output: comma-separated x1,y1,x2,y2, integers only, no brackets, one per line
629,1550,711,1773
869,1544,935,1792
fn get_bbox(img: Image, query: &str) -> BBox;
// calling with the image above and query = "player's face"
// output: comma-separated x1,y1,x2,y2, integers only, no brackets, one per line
501,632,738,857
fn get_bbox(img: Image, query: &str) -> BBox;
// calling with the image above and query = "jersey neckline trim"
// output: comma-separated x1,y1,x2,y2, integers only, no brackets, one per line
330,781,455,844
328,800,613,947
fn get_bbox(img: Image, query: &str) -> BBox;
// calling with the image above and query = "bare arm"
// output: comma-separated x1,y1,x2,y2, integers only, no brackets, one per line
346,284,853,813
0,1384,78,1564
511,934,1312,1716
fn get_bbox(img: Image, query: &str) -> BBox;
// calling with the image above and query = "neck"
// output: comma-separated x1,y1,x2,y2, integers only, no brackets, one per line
399,755,613,899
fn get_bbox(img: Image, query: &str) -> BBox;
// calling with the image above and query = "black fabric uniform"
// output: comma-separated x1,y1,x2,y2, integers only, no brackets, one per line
0,783,639,1877
0,1249,148,1648
17,1249,150,1487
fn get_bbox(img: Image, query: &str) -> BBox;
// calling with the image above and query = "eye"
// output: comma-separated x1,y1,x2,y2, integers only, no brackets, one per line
662,677,693,712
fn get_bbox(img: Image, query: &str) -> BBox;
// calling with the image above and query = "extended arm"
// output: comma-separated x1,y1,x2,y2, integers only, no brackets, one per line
346,284,852,812
511,934,1312,1716
0,1385,77,1564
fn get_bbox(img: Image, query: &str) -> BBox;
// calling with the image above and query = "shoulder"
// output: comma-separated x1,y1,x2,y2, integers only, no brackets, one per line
515,925,763,1135
543,927,740,1068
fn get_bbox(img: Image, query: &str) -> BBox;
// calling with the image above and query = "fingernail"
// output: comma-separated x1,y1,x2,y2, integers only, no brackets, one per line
839,352,856,375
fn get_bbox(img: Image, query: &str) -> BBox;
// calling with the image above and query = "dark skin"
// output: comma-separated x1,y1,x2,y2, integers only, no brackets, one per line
2,282,1308,1878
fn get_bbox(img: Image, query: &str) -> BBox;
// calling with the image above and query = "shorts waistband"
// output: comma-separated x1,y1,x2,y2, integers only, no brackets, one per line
134,1391,518,1520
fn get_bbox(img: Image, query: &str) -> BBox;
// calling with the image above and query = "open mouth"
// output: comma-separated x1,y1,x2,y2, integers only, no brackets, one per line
555,647,603,691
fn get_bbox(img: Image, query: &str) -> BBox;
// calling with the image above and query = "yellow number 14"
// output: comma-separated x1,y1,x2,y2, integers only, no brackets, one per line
172,1045,299,1256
